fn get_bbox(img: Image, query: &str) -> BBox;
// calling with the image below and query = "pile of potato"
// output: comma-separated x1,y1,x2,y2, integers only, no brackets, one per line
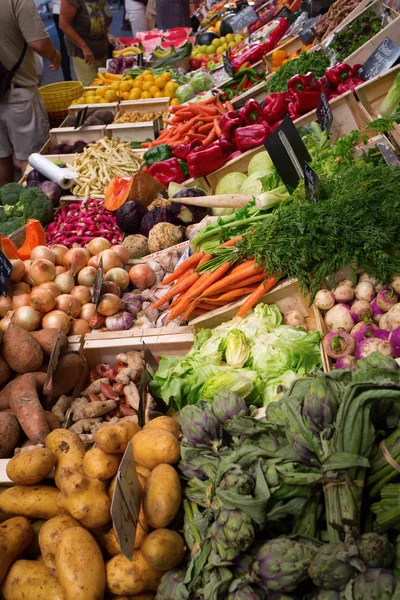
0,415,184,599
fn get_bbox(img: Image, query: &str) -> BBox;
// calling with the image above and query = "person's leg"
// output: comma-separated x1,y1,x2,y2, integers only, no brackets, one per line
125,0,148,36
0,97,15,185
71,56,99,87
53,14,72,81
0,156,14,187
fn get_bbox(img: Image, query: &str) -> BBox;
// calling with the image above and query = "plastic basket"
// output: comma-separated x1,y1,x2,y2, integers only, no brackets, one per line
39,81,83,127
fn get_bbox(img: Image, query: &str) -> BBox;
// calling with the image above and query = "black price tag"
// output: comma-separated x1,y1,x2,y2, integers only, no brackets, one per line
277,5,291,18
223,50,233,76
44,325,63,393
264,115,311,190
228,6,258,32
137,52,144,67
299,25,315,45
92,256,104,308
377,140,400,167
358,37,400,81
304,162,320,203
74,106,88,129
317,91,333,134
153,114,163,138
0,250,11,297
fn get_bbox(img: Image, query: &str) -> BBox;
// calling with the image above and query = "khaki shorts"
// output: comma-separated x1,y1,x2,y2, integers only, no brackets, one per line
0,86,49,161
72,56,107,87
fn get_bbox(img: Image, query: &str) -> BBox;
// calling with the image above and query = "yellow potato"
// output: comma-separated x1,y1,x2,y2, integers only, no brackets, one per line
132,428,180,469
38,514,81,573
83,447,122,481
1,560,64,600
56,526,105,600
141,529,186,571
0,485,64,520
0,516,34,585
108,474,117,500
6,448,56,485
106,551,163,596
143,416,180,439
136,465,151,479
107,503,148,557
106,527,121,557
95,420,141,454
46,429,85,486
143,464,181,529
57,469,111,529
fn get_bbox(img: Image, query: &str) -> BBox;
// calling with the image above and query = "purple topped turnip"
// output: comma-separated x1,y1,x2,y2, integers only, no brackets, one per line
355,338,392,360
391,277,400,295
350,300,373,323
39,181,63,207
284,310,307,329
355,281,375,303
351,322,377,342
314,289,335,311
376,287,398,312
333,284,354,303
371,298,383,323
334,355,356,369
323,331,356,359
389,327,400,358
324,303,354,332
384,303,400,331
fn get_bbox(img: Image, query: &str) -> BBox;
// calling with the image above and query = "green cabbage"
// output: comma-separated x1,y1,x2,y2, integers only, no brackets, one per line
190,71,214,94
201,368,261,402
215,172,247,195
247,151,274,176
175,83,196,104
224,329,250,368
240,171,268,196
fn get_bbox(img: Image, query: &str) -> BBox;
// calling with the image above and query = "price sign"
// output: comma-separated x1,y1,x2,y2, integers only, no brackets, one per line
44,325,64,394
277,5,291,18
377,140,400,167
223,50,233,76
317,91,333,134
153,114,163,138
92,256,104,308
300,24,315,45
228,6,258,32
265,115,311,190
137,52,144,67
111,442,142,561
74,106,88,129
358,37,400,81
0,250,11,297
304,162,320,203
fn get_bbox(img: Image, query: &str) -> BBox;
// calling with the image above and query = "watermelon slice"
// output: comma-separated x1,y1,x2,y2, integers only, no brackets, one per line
165,27,192,35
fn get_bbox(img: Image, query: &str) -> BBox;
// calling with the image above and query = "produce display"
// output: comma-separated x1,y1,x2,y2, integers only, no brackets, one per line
114,110,168,124
314,0,364,42
190,32,246,71
328,8,383,62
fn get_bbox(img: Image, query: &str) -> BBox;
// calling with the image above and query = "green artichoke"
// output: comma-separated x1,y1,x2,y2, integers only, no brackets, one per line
302,376,338,433
180,403,220,448
226,579,264,600
357,533,395,569
253,538,315,592
308,542,358,591
155,568,186,599
312,592,340,600
350,568,399,600
210,508,255,561
219,467,255,496
212,389,247,424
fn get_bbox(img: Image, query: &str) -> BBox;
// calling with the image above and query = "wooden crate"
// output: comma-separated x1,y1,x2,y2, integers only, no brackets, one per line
105,121,157,143
231,80,269,110
49,125,106,147
68,98,170,116
264,39,321,74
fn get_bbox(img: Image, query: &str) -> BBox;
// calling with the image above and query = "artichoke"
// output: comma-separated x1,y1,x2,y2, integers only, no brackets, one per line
308,542,358,591
155,568,186,599
302,376,338,433
357,533,395,569
212,389,247,424
312,593,340,600
350,568,398,600
179,461,207,481
225,329,250,369
219,467,255,496
226,579,264,600
180,403,221,448
253,538,315,592
210,508,255,561
286,430,320,466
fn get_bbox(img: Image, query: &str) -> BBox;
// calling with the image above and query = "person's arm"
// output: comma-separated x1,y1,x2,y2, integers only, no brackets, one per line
28,38,61,71
59,0,94,64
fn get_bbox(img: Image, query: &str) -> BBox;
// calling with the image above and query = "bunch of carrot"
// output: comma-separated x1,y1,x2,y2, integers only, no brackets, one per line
152,239,279,320
141,96,234,150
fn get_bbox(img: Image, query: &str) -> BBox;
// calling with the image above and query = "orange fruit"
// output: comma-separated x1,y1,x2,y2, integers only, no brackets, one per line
141,91,152,99
154,77,165,89
149,86,159,97
129,88,141,100
142,81,152,92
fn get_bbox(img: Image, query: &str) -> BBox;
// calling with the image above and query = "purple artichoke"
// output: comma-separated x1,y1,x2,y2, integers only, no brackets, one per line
357,533,394,569
180,403,221,448
351,568,398,599
308,542,358,591
219,467,255,496
210,508,254,561
286,431,320,466
226,579,263,600
212,389,248,423
155,568,186,599
302,377,338,434
179,461,207,481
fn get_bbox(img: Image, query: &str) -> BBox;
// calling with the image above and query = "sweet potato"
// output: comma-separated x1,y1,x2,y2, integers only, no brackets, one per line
0,354,11,387
30,329,69,357
44,353,86,399
0,412,20,458
44,410,61,431
9,373,50,445
2,323,43,374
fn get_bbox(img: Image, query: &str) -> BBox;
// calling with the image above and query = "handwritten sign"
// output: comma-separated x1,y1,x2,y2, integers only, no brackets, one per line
377,140,400,167
358,37,400,81
228,6,258,32
304,162,320,203
317,91,333,134
153,114,163,138
44,325,64,393
92,256,104,308
223,50,233,76
74,106,88,129
0,250,11,296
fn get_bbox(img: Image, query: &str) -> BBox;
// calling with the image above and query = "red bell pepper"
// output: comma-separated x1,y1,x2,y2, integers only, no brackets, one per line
173,140,202,160
266,17,290,47
187,143,226,178
219,134,237,156
263,92,288,125
288,91,320,116
238,99,264,125
234,123,270,152
337,76,365,94
316,76,336,100
230,21,288,73
219,111,244,140
325,63,352,88
350,64,363,77
287,72,316,92
147,157,185,187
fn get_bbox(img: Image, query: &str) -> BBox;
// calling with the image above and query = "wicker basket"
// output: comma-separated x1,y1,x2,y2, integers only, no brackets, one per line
40,81,83,127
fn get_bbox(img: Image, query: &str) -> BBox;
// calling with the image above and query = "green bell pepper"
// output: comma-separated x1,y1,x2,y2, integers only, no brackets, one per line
143,144,173,167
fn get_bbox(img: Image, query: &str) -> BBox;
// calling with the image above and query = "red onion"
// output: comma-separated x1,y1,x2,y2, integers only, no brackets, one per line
88,313,106,329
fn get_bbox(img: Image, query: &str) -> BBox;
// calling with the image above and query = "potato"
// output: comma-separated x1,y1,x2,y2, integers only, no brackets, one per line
1,560,64,600
0,486,64,520
132,428,180,470
1,323,43,374
106,551,164,596
56,526,105,600
0,412,20,458
108,474,117,500
95,420,141,454
136,465,151,479
30,328,69,357
45,353,86,399
143,464,181,529
39,514,81,573
141,529,186,571
46,428,85,487
106,527,121,557
143,416,180,439
6,448,56,485
135,504,149,550
83,447,122,481
57,469,111,528
0,517,34,585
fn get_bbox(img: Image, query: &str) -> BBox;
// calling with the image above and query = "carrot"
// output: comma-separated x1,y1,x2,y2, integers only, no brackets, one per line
198,123,214,134
207,286,259,302
236,277,280,317
190,104,218,117
197,302,224,310
213,273,266,295
166,270,212,321
200,264,265,298
202,130,217,147
201,96,218,104
217,235,244,248
214,118,222,138
162,252,204,284
152,272,199,309
197,252,213,267
188,133,206,140
176,267,195,283
225,100,234,111
215,100,226,114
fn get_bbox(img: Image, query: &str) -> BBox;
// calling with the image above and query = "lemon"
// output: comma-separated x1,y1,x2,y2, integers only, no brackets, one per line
95,87,106,97
153,91,164,98
104,90,118,102
162,71,171,81
170,98,180,106
85,95,97,104
142,81,152,92
110,82,120,91
148,85,159,97
164,90,175,99
121,91,130,100
154,77,165,90
142,69,152,76
129,88,141,100
144,74,154,82
141,91,152,99
99,97,109,103
120,80,132,92
135,75,144,83
133,81,142,90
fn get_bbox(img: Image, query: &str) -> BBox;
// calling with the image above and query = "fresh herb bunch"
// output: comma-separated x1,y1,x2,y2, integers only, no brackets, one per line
267,51,330,93
329,9,382,62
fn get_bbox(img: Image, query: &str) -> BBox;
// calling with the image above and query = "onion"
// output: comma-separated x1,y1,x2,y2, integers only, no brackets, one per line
21,261,34,285
42,310,70,334
8,281,30,297
55,266,66,275
105,267,129,291
70,285,91,306
97,294,123,316
100,281,121,297
70,319,91,336
80,303,96,322
14,306,40,331
30,246,56,264
88,256,99,269
12,293,32,309
55,294,81,318
112,244,129,264
30,288,56,313
86,237,111,255
77,266,97,287
0,312,13,333
49,244,69,266
63,248,90,276
30,259,56,285
54,272,75,294
10,259,25,283
98,250,123,273
129,264,155,290
38,282,61,298
0,296,12,317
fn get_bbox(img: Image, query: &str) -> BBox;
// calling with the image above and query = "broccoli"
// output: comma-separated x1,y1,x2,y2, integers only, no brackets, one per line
4,187,53,226
0,183,24,207
0,217,26,236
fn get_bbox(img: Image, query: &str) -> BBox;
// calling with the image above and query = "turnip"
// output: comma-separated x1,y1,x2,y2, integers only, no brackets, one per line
339,279,355,288
385,303,400,331
284,310,307,329
354,281,375,302
351,322,377,342
323,331,356,359
391,276,400,294
334,355,357,369
389,327,400,357
355,338,392,360
333,284,354,303
359,272,377,285
379,312,391,331
350,300,373,323
314,289,335,311
371,298,383,324
324,304,354,332
376,287,398,312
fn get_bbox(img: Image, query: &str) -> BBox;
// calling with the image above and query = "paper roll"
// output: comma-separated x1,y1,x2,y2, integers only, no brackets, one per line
28,154,78,190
